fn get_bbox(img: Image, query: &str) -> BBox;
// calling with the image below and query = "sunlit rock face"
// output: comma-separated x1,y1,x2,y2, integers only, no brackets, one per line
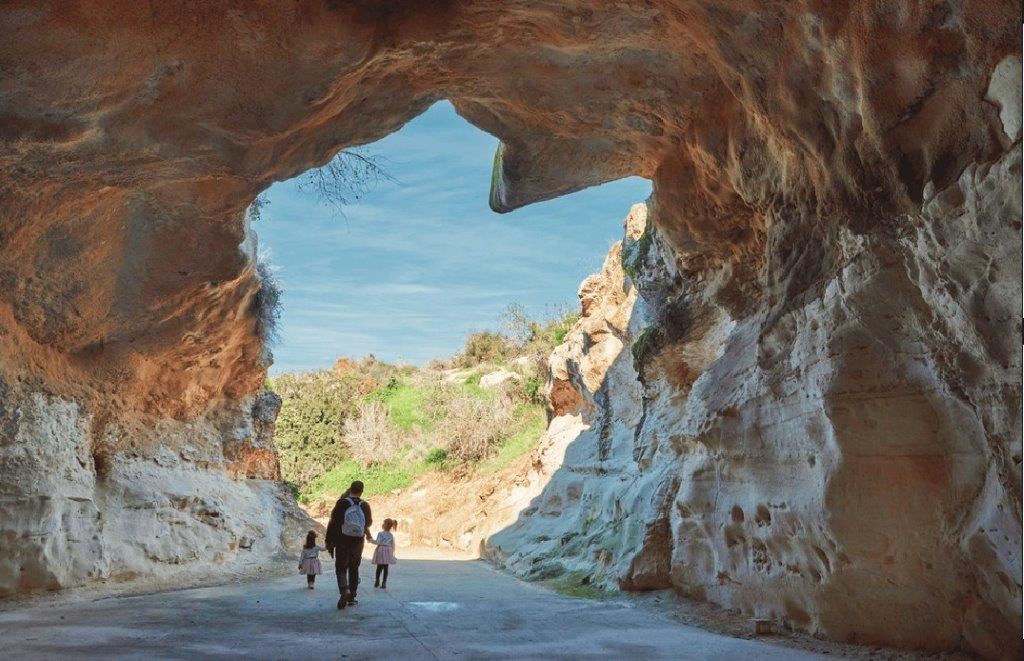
0,2,1018,656
0,389,315,596
490,165,1022,658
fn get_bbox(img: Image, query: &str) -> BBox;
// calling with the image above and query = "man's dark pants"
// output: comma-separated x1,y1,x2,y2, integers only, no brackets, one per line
334,536,364,598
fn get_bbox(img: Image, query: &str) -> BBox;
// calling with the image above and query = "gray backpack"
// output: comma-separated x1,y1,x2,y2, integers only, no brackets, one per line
341,497,366,537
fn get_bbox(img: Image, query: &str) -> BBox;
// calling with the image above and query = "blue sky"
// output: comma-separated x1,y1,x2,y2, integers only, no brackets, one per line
257,101,650,374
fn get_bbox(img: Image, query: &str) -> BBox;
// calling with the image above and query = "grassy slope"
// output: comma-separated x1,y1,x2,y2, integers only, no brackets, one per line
371,380,435,431
276,309,579,507
295,370,546,504
304,458,424,501
479,405,546,474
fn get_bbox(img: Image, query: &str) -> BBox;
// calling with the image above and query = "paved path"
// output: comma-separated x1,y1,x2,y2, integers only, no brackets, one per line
0,551,823,660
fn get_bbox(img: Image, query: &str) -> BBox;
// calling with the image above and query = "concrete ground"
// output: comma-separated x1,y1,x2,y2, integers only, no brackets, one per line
0,550,824,660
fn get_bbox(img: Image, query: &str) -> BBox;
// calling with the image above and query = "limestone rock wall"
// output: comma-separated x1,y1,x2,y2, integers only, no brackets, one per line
0,387,315,597
489,141,1022,657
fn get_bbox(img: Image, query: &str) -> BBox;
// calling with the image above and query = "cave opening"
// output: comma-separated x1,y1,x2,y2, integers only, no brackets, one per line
254,100,651,373
251,99,650,525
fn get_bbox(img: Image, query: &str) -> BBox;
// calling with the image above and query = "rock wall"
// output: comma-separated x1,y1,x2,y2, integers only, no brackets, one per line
0,385,315,596
490,150,1022,657
0,2,1019,657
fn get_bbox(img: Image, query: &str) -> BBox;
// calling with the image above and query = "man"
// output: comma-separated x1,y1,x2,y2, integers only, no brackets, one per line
324,480,373,610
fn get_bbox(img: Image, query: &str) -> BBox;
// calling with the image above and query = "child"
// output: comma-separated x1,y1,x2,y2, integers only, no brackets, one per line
369,518,397,589
297,531,323,589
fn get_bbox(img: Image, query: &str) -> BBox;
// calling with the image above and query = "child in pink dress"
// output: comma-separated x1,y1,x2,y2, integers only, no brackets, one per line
369,519,397,589
298,531,323,589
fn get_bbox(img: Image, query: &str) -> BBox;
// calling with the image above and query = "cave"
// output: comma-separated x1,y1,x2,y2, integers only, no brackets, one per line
0,2,1020,658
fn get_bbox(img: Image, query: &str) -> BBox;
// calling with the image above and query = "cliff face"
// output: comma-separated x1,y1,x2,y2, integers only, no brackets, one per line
490,163,1022,658
0,2,1019,656
0,386,314,595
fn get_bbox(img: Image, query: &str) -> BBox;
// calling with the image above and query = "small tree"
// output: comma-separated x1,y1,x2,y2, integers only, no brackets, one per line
246,149,392,222
501,303,537,346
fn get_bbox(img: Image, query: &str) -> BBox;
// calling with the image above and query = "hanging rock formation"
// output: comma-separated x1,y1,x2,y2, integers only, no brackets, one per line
0,2,1018,657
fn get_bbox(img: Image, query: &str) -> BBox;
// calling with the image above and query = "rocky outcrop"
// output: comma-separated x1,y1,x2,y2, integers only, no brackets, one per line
224,389,283,480
490,161,1022,658
479,369,522,390
0,388,315,596
0,2,1018,657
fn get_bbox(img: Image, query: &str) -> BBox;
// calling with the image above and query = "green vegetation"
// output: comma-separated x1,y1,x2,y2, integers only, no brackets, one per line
272,306,582,506
489,144,505,205
304,458,424,502
553,322,574,345
458,331,517,367
425,448,449,466
523,375,543,405
621,224,654,279
254,257,283,360
480,406,546,474
460,370,491,399
631,325,657,365
273,375,351,486
547,571,615,600
369,378,434,431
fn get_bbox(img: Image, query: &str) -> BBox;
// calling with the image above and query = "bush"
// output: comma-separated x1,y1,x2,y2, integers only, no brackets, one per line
273,372,356,486
631,326,657,365
253,257,283,363
458,331,517,367
425,447,448,465
621,224,654,279
523,375,544,405
435,391,515,463
344,399,403,467
552,315,579,344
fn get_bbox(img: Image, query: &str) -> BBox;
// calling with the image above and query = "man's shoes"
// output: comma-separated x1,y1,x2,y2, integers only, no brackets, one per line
373,582,380,588
381,585,387,590
337,590,350,610
349,597,359,605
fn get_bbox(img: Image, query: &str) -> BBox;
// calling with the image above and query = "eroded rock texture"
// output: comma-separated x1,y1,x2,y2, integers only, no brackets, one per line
491,173,1022,658
0,388,315,595
0,2,1018,656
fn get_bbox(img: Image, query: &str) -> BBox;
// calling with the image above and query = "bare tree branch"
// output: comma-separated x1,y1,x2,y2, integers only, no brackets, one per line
296,149,396,216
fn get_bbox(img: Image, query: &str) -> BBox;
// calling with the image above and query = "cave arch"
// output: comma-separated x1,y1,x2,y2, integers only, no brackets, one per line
0,3,1020,658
